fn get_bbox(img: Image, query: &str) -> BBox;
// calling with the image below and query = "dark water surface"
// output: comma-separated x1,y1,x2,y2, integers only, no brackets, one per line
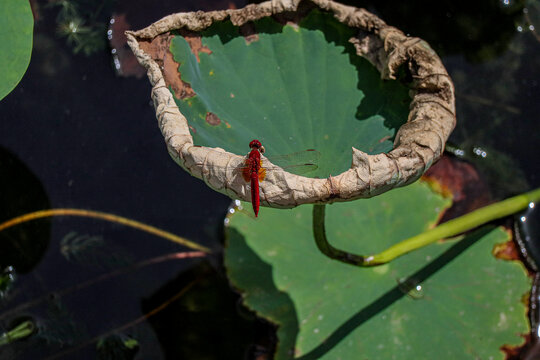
0,0,538,359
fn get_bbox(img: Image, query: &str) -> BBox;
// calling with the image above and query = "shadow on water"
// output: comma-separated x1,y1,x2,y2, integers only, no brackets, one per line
141,260,275,359
225,227,299,358
0,146,50,274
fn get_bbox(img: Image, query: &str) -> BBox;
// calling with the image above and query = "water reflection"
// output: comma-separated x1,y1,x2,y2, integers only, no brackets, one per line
514,201,539,270
0,147,50,273
514,201,540,358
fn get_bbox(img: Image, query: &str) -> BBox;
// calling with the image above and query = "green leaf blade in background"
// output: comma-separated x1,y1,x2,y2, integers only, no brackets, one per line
224,181,531,359
0,0,33,101
169,10,410,177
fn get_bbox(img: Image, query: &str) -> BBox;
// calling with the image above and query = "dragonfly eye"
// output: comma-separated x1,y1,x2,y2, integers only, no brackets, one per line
249,139,262,150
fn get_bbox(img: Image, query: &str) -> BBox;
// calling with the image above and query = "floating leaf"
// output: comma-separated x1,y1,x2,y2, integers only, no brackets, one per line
169,10,410,177
225,181,530,359
0,0,33,101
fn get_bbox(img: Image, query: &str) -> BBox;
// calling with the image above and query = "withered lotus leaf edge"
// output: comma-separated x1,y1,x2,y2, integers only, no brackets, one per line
126,0,456,209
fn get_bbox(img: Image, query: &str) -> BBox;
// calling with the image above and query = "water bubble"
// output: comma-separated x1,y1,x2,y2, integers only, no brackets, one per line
397,278,425,299
514,201,539,271
472,147,487,158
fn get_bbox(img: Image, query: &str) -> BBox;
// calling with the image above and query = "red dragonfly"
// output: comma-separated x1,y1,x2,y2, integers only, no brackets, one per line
241,139,319,217
195,140,319,217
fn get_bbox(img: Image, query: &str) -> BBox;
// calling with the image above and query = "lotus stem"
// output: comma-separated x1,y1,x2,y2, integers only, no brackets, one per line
0,208,210,253
313,187,540,267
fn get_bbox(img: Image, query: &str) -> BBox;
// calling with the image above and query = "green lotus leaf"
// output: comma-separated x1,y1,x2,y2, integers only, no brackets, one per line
0,0,33,101
169,10,410,177
224,181,530,359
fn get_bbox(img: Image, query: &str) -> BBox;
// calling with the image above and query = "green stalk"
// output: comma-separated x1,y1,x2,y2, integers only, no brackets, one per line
0,320,34,346
313,187,540,267
313,204,367,266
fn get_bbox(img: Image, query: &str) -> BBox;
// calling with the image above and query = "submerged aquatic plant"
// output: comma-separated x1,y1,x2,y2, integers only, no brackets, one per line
36,298,87,347
51,0,115,56
96,333,139,360
0,319,35,346
0,266,15,301
60,231,134,270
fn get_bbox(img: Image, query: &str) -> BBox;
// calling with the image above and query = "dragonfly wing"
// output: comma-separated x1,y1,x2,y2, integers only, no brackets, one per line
281,163,318,175
262,162,318,176
265,149,320,168
191,146,319,179
258,166,266,181
241,160,251,182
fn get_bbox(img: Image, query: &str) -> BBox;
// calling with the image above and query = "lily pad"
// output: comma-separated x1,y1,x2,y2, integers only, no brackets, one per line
169,10,410,177
0,0,33,101
225,181,530,359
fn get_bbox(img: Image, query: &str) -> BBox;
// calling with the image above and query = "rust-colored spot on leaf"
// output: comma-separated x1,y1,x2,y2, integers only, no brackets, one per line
500,333,531,360
188,125,196,134
493,240,520,261
521,290,530,308
422,176,453,199
378,135,391,143
181,30,212,62
205,112,221,126
138,33,195,99
422,155,491,222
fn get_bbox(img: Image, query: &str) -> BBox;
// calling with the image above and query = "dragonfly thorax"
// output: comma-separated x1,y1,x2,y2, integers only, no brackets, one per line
247,150,262,172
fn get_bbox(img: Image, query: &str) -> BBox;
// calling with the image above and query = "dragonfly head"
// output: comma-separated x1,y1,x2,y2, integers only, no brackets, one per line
249,139,265,154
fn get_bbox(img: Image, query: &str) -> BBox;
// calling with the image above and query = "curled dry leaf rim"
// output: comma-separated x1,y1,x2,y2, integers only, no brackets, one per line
125,0,456,210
